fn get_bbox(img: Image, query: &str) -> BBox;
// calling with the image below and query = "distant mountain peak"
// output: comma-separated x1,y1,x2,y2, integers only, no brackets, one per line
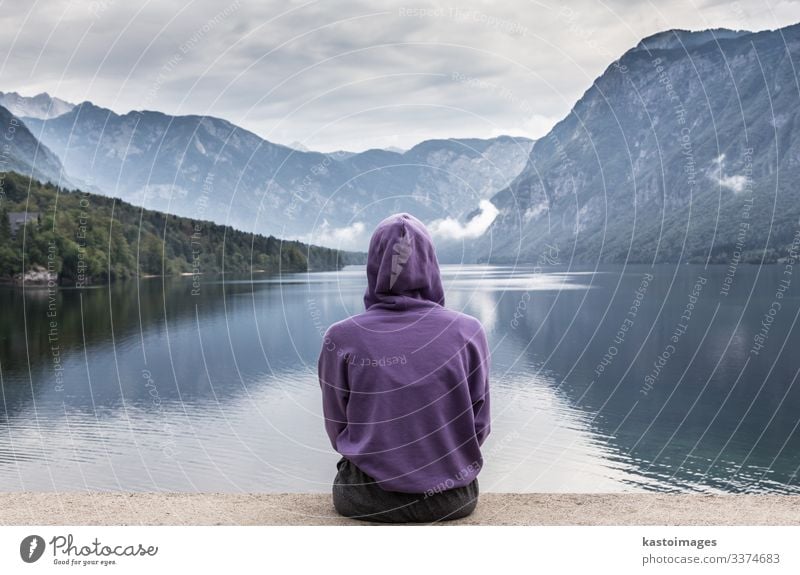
0,90,75,120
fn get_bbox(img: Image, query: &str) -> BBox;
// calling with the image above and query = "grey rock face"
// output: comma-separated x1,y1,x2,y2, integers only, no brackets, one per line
477,23,800,264
0,104,67,187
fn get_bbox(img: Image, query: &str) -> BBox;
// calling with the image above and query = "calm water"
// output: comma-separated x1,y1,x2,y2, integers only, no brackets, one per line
1,264,799,493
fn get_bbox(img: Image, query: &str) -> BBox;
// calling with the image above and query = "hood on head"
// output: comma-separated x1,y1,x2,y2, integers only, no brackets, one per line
364,213,445,310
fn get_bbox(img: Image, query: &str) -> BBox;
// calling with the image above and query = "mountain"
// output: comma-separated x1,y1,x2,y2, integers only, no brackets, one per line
0,104,68,186
476,23,800,264
326,146,408,158
0,91,74,120
22,103,532,249
631,28,749,51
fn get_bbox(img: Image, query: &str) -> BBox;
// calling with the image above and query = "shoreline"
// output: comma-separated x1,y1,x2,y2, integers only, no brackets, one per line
0,267,339,288
1,493,798,526
0,261,789,288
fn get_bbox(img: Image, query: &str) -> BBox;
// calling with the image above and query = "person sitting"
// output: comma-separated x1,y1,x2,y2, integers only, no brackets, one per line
318,213,491,523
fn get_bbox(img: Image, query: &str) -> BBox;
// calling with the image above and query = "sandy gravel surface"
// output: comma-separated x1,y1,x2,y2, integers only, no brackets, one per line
1,493,798,525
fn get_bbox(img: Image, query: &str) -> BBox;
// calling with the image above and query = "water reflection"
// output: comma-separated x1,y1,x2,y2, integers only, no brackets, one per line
0,264,798,493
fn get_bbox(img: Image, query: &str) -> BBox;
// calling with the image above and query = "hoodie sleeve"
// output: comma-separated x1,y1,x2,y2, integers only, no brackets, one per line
468,324,491,446
318,327,349,451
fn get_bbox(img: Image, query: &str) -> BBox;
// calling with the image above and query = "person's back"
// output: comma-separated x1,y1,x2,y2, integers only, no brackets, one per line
318,213,491,522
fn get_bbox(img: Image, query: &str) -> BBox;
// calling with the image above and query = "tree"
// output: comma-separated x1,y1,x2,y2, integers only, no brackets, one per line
0,207,10,241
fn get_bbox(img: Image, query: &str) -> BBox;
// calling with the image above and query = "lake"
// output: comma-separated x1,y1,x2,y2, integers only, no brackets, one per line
1,263,798,493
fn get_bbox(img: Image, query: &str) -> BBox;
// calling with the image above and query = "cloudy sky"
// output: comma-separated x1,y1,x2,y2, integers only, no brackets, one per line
2,0,800,151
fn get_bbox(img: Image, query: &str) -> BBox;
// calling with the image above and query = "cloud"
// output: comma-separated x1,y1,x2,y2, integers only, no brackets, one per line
718,174,749,193
2,0,799,151
428,200,498,240
307,220,367,250
711,154,749,193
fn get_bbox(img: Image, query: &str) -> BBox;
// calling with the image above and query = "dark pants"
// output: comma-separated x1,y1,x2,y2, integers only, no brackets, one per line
332,457,479,523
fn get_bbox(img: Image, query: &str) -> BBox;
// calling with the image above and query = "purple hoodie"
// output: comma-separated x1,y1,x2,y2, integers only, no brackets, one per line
318,213,491,494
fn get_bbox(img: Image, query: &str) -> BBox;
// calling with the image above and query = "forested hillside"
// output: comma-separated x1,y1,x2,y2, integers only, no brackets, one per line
0,171,358,284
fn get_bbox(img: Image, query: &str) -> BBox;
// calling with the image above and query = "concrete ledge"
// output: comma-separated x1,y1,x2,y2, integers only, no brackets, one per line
1,493,799,525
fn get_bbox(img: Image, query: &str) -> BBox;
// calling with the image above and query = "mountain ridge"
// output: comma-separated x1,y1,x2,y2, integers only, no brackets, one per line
0,91,75,120
0,104,68,187
20,100,533,249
